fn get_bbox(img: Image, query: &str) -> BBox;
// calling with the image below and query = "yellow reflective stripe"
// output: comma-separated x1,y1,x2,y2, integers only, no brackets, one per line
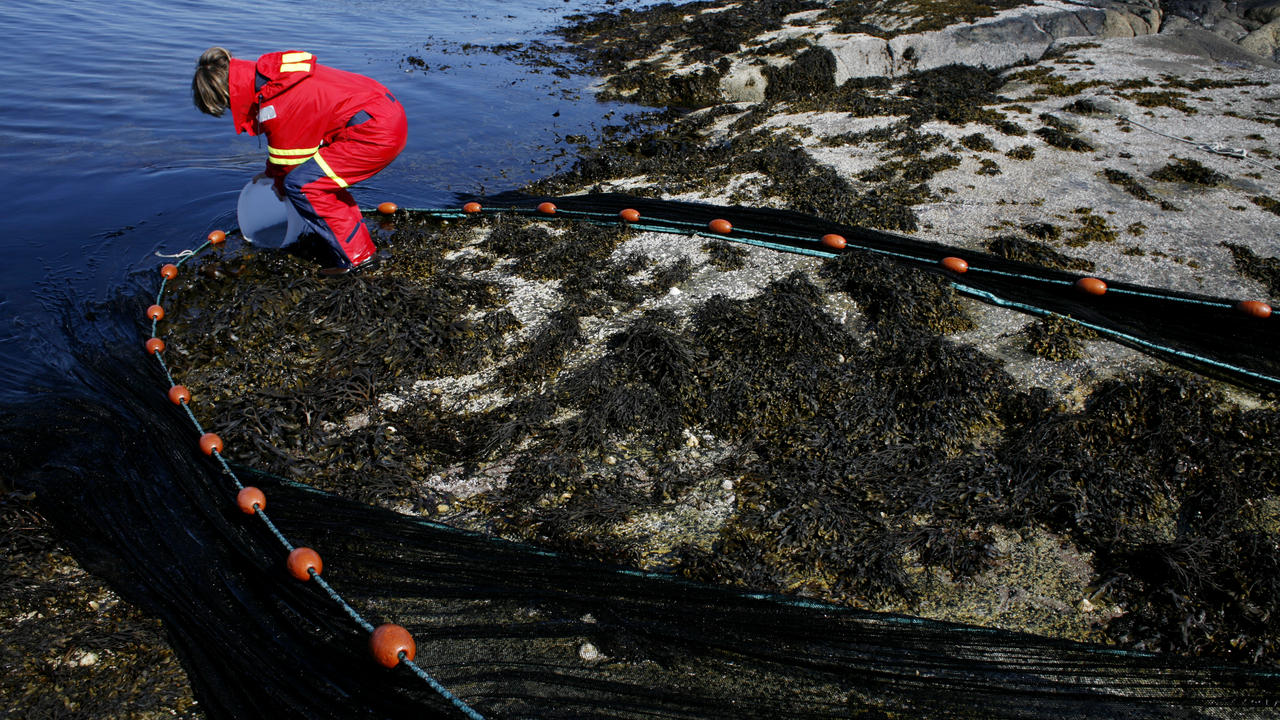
280,52,314,73
268,156,311,166
267,146,319,156
313,151,348,188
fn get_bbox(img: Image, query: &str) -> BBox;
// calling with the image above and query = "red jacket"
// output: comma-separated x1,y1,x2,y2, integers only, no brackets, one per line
228,51,394,181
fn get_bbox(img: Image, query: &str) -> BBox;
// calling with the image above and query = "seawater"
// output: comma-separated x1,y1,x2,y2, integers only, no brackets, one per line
0,0,656,398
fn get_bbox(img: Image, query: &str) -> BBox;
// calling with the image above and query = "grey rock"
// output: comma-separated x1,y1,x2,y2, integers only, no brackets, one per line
1245,0,1280,24
1241,18,1280,58
733,0,1164,97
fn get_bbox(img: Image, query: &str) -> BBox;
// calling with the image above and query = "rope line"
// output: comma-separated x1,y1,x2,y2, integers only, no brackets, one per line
955,285,1280,385
147,232,487,720
414,202,1274,374
1116,112,1280,177
311,571,376,634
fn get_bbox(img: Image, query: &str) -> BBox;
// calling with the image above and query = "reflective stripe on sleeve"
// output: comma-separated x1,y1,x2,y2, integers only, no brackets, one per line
268,145,319,165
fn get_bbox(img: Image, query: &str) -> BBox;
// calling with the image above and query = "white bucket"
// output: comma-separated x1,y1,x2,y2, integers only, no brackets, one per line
237,176,304,248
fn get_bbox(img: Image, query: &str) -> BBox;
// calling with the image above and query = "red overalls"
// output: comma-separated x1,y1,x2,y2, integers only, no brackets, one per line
228,51,407,268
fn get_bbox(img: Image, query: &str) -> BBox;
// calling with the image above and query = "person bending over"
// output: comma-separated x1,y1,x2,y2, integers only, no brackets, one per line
192,46,407,274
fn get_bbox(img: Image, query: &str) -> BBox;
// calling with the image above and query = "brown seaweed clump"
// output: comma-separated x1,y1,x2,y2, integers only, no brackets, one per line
1101,168,1180,211
984,234,1095,271
1022,314,1099,361
1150,157,1229,186
1222,242,1280,298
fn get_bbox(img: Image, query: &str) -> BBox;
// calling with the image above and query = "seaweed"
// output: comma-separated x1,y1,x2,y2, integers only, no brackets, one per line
959,133,996,152
1150,157,1228,186
1101,168,1180,211
763,46,836,101
1221,242,1280,297
704,239,749,270
1033,125,1093,152
984,234,1095,271
1253,195,1280,217
1065,209,1117,247
1022,314,1099,361
1005,144,1035,160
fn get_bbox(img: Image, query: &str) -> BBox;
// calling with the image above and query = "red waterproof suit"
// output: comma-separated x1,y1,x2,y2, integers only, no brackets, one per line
228,51,407,267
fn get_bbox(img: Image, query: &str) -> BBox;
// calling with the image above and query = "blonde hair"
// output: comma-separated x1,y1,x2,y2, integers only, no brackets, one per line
192,47,232,116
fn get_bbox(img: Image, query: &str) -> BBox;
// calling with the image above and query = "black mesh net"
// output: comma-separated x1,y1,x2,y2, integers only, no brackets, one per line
3,193,1278,719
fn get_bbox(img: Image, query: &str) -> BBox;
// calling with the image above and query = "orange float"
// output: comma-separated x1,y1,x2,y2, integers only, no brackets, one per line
462,201,482,214
708,218,732,234
1237,300,1272,319
1075,277,1107,296
167,385,191,405
208,230,226,244
821,234,847,250
237,486,265,515
287,547,322,581
619,208,640,222
160,263,179,279
537,201,557,215
146,304,165,321
198,432,223,456
370,624,416,667
941,256,968,273
377,201,397,215
145,337,165,355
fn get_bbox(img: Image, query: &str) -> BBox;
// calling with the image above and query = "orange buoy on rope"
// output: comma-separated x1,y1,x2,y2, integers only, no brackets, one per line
370,624,416,667
237,486,265,515
167,385,191,405
1237,300,1272,319
821,233,846,250
287,547,322,581
941,256,968,273
619,208,640,223
709,218,732,234
160,263,179,279
145,337,165,355
462,201,482,214
146,304,165,321
377,201,398,215
199,432,223,456
1076,277,1107,296
208,230,226,245
537,201,557,215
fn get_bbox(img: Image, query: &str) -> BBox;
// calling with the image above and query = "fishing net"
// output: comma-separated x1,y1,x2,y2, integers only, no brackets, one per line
4,192,1278,719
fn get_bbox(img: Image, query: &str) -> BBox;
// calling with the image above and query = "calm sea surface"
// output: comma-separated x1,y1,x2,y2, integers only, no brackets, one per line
0,0,654,398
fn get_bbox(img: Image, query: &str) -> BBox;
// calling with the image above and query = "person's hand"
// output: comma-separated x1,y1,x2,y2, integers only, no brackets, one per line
253,172,285,199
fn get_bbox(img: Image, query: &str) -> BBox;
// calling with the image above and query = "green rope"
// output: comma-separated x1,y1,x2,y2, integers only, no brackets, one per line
392,203,1272,388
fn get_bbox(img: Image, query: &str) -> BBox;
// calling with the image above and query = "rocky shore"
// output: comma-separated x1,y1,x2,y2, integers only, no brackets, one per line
7,0,1280,716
